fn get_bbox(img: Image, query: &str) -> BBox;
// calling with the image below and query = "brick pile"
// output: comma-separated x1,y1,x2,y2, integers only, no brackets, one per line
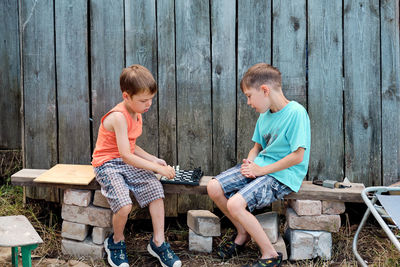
187,210,221,253
285,200,346,260
61,189,113,259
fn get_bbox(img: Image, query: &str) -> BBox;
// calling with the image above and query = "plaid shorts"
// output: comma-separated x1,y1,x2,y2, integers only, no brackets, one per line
215,164,293,212
93,158,164,213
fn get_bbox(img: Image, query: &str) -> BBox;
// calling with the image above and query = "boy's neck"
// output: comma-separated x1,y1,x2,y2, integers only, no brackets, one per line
123,101,138,120
269,94,290,113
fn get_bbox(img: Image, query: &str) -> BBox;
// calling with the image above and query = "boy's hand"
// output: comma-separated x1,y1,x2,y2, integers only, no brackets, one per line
158,165,176,179
153,157,167,166
241,160,263,178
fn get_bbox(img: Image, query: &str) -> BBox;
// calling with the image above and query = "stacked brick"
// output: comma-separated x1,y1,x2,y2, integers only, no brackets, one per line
285,200,345,260
187,210,221,253
255,212,288,260
61,189,113,259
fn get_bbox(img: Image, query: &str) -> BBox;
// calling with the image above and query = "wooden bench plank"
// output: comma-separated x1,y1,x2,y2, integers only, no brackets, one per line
12,169,365,202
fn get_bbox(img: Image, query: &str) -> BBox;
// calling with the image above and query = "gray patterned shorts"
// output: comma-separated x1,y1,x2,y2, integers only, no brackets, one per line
93,158,164,213
215,164,293,212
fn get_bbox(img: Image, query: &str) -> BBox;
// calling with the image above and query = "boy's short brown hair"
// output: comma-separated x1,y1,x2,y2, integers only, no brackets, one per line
240,63,282,92
120,64,157,96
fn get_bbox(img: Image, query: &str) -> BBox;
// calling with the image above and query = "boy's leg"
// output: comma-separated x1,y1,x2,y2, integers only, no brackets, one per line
148,198,165,246
113,204,132,243
227,194,278,259
207,179,250,245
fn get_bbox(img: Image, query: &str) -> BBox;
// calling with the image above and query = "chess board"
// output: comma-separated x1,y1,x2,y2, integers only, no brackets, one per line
159,166,203,186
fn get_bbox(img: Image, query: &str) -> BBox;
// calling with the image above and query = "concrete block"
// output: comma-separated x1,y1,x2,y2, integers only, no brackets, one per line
93,190,110,208
286,208,340,232
61,221,89,241
254,212,279,243
290,200,321,216
187,210,220,237
273,235,288,261
62,204,112,228
61,237,104,259
64,189,92,207
322,201,346,215
92,227,113,245
285,229,331,260
189,229,212,253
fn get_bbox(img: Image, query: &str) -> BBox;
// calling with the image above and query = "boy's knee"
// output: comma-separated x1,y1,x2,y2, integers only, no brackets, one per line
116,204,132,217
207,179,223,199
227,196,245,217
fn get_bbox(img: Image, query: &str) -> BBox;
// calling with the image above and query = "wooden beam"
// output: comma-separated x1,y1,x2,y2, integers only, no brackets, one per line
12,169,365,202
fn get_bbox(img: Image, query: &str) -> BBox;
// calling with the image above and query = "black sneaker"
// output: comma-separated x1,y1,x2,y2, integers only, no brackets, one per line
104,234,129,267
147,236,182,267
216,235,246,260
242,252,283,267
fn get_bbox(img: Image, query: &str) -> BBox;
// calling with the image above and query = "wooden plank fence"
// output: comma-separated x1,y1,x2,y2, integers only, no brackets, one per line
1,0,399,201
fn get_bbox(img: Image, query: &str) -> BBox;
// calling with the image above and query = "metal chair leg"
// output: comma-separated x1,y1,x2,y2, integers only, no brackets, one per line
11,247,18,267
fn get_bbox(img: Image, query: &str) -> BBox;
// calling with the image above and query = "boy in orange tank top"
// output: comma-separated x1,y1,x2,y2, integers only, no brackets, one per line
92,65,181,267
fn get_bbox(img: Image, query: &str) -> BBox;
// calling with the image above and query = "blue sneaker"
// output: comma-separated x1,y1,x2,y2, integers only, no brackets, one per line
104,234,129,267
147,237,182,267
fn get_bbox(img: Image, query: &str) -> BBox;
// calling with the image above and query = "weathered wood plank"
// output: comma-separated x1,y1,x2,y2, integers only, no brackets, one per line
175,0,213,211
237,0,272,162
21,0,57,169
273,0,307,106
12,171,364,202
125,0,158,156
176,0,212,173
90,0,125,146
211,0,236,174
308,0,344,181
381,0,400,186
0,0,21,149
157,0,177,165
344,0,381,185
21,0,58,202
56,0,90,164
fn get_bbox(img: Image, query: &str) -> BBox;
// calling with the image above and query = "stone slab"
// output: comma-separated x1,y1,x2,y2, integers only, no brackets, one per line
187,210,220,236
0,215,43,247
62,204,112,228
61,221,89,241
285,229,332,260
286,208,341,232
93,190,110,208
189,229,212,253
255,212,279,243
61,237,104,259
322,201,346,215
273,235,288,261
290,200,322,216
64,189,92,207
92,227,113,245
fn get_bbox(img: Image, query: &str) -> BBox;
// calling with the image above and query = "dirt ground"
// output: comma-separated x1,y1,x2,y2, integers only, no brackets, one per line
1,215,399,267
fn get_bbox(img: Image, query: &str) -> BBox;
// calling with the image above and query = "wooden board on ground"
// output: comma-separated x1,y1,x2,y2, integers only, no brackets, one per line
34,164,94,185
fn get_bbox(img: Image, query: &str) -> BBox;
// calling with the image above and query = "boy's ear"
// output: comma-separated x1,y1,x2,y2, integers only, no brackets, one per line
122,91,130,100
260,84,270,96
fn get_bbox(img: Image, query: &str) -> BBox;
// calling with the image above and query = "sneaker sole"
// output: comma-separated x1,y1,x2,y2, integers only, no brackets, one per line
147,244,182,267
104,238,129,267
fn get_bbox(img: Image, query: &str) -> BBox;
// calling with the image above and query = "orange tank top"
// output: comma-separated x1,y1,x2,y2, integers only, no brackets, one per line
91,102,142,167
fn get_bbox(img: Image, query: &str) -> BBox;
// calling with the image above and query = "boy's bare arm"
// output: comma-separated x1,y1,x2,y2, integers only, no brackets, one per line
241,147,305,178
246,143,262,162
134,145,167,166
110,112,175,178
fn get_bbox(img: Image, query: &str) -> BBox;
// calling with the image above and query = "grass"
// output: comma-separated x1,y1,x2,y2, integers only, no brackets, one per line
0,152,399,266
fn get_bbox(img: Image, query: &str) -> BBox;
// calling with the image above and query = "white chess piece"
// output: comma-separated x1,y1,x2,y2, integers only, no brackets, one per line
176,165,180,172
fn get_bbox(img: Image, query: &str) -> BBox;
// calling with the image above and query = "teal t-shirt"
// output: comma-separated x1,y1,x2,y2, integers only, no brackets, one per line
252,101,310,192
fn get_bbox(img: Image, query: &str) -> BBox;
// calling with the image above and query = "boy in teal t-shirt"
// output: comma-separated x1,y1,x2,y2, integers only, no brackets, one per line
207,63,310,267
